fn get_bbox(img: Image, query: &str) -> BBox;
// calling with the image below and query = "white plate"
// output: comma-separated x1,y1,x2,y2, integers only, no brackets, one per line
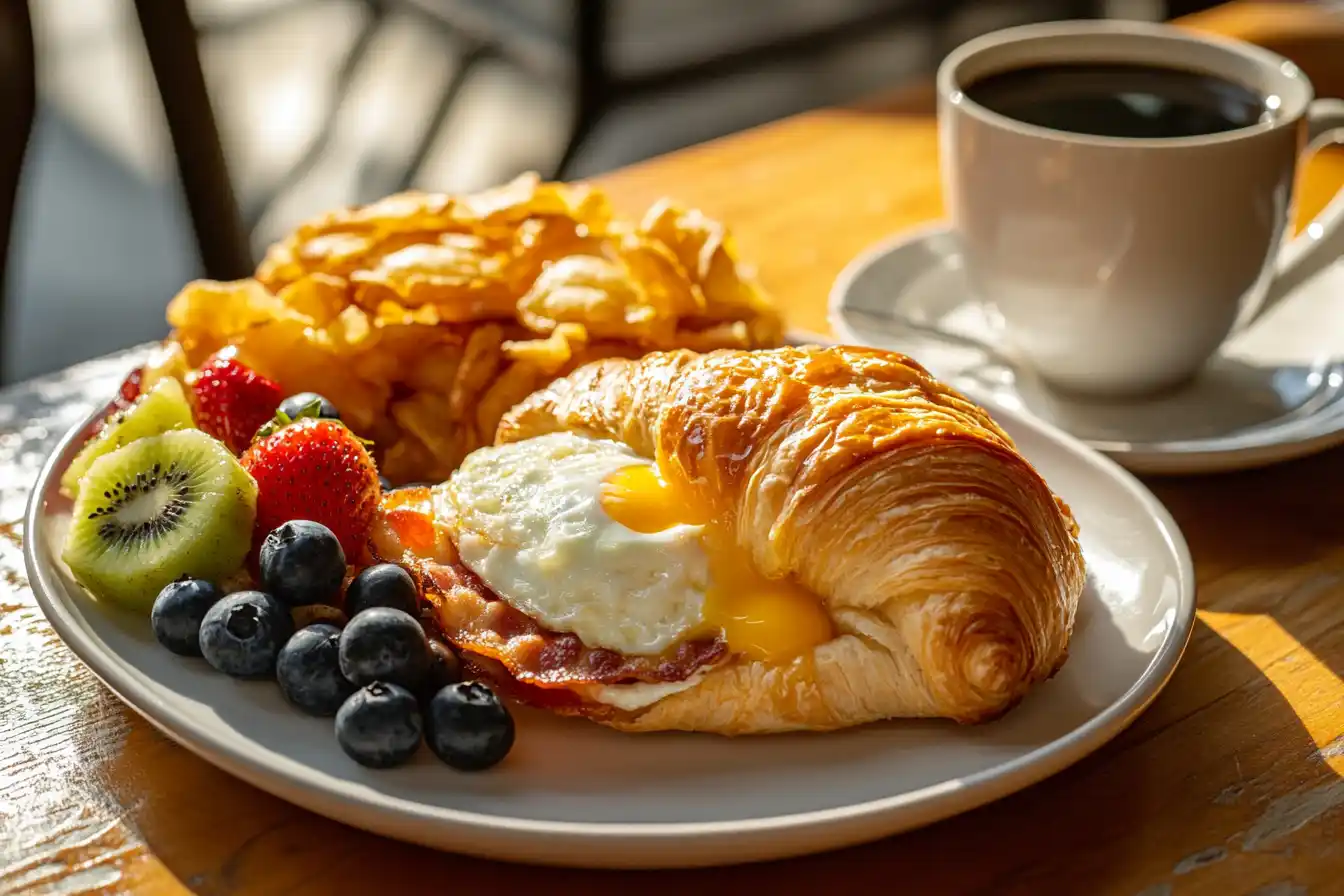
829,222,1344,475
26,395,1195,869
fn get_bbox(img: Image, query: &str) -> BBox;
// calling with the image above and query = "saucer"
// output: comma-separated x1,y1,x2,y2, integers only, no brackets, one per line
829,222,1344,476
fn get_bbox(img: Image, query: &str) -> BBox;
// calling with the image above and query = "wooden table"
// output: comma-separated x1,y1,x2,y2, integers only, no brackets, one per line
3,3,1342,893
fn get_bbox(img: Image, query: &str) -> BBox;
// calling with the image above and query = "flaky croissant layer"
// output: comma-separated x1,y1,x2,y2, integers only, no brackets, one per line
494,345,1085,733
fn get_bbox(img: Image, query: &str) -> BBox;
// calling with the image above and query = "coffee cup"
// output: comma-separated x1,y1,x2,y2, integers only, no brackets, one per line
936,20,1344,397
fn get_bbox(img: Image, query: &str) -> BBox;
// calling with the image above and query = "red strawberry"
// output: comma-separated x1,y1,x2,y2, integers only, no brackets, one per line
92,366,144,437
240,416,383,561
188,350,283,454
116,366,143,407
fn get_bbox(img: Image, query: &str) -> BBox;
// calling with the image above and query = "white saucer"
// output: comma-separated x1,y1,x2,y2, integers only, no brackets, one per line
829,222,1344,476
28,403,1193,868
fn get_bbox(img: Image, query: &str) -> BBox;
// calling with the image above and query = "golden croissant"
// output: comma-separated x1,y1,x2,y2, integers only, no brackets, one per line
372,345,1086,734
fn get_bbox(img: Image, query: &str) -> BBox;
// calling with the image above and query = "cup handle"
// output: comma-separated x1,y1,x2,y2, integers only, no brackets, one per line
1246,97,1344,326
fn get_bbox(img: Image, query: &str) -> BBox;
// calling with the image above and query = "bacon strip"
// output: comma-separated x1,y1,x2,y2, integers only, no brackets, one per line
372,491,728,694
413,557,727,689
456,654,624,722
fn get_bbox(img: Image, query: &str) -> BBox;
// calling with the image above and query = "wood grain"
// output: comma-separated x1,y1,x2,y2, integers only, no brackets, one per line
3,3,1342,894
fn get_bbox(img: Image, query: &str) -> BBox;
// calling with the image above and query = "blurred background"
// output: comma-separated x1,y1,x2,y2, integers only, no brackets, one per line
1,0,1220,384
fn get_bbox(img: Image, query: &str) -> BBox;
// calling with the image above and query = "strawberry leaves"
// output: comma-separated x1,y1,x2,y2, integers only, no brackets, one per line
253,399,374,447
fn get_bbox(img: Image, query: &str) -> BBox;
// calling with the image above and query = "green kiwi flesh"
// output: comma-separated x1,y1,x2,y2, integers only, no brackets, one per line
61,376,195,498
61,429,258,612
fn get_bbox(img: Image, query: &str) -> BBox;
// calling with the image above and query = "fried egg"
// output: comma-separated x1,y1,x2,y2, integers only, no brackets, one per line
442,431,832,665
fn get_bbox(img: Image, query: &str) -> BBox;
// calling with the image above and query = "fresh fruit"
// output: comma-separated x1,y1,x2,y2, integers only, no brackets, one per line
338,607,430,689
417,638,462,705
61,430,258,611
278,392,339,421
61,376,195,498
377,474,393,492
88,364,146,438
335,682,422,768
188,351,284,454
150,578,220,656
277,624,354,716
345,563,419,619
241,417,382,560
199,591,293,678
424,681,514,771
109,367,143,416
258,520,346,607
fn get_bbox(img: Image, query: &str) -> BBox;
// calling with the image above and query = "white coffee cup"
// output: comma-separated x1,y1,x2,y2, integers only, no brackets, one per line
937,20,1344,397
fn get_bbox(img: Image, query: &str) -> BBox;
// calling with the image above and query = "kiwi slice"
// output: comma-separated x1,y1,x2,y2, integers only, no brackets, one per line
61,429,258,612
61,376,194,498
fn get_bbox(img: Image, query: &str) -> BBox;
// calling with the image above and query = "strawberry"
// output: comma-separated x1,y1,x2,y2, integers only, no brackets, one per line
116,366,143,408
241,415,383,561
92,366,144,437
187,350,284,454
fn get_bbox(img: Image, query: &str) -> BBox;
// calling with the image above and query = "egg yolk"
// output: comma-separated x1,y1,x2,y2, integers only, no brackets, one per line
600,464,833,662
598,464,710,532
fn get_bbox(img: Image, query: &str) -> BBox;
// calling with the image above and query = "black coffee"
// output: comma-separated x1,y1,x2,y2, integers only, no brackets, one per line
963,62,1269,138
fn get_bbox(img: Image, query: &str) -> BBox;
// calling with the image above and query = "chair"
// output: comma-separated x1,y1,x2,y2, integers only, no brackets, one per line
395,0,985,179
131,0,252,282
0,0,36,342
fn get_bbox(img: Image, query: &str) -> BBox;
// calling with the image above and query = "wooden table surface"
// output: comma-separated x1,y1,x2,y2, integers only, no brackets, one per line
3,3,1343,894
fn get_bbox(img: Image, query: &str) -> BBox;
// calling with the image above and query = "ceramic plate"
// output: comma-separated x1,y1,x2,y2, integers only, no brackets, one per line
26,387,1194,869
829,222,1344,475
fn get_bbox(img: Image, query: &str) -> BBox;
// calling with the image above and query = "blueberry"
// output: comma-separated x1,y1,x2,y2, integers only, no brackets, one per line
345,563,419,619
259,520,346,607
377,474,392,492
335,682,422,768
150,578,220,656
277,624,355,716
199,591,293,679
424,681,514,771
338,607,430,689
416,639,462,705
278,391,339,421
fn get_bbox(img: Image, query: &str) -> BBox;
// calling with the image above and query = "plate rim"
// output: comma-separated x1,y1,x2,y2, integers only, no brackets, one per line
827,221,1344,475
24,386,1196,866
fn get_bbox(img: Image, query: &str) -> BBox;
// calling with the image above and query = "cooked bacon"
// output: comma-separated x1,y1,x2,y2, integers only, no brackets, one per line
457,654,622,722
410,556,727,689
371,487,455,561
370,489,727,712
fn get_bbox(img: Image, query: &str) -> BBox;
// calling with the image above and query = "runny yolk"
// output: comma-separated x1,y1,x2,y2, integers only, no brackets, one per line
598,464,710,532
600,463,833,662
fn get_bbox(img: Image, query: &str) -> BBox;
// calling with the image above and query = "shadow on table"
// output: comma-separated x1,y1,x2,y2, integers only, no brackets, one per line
1149,442,1344,686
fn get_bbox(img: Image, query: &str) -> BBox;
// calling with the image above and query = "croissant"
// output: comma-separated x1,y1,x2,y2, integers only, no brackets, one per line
380,345,1085,734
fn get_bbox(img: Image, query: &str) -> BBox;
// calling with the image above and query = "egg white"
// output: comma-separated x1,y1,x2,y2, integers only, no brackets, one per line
441,432,711,657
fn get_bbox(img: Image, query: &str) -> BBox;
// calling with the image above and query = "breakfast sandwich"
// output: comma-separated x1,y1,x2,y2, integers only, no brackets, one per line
372,344,1086,735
